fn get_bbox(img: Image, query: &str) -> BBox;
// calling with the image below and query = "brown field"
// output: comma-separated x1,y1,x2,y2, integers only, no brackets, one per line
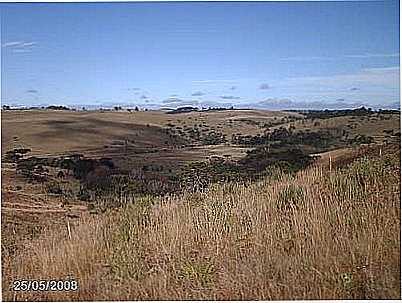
1,109,297,170
1,109,294,155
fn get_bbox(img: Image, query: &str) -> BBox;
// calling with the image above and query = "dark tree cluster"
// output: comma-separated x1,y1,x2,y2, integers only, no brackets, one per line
347,134,374,145
297,106,375,120
240,147,316,174
231,127,344,152
167,107,199,114
179,147,316,191
46,105,70,110
201,106,234,112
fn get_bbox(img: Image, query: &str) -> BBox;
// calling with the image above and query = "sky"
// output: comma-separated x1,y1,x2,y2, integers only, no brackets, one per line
0,1,400,110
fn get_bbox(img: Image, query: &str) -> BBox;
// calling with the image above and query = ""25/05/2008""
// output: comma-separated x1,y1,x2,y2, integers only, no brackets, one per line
13,280,78,292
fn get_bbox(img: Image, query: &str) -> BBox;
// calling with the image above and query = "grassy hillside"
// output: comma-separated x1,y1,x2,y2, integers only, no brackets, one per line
1,109,295,155
3,144,400,301
1,109,301,178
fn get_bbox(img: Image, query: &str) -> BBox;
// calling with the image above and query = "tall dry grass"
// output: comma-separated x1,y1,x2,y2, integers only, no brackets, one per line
2,150,400,300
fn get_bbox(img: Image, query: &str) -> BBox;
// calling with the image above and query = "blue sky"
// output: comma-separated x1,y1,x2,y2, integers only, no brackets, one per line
1,1,400,109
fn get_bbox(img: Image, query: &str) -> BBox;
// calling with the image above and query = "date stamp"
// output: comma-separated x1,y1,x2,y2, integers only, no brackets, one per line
12,279,79,292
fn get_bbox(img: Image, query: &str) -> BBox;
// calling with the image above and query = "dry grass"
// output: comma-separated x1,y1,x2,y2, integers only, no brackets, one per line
1,109,288,155
2,149,400,301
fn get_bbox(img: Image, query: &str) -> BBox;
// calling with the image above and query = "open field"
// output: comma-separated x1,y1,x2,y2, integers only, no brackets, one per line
1,109,299,173
1,108,400,301
1,109,295,155
2,109,307,181
2,109,398,170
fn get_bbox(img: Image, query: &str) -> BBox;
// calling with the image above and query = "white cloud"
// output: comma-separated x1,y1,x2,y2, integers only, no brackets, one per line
258,98,292,107
264,66,400,108
162,97,200,108
11,49,32,53
2,41,37,53
344,53,400,59
287,66,400,89
3,41,23,47
280,53,400,61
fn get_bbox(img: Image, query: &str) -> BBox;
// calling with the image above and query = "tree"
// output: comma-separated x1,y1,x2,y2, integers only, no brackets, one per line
135,106,139,111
